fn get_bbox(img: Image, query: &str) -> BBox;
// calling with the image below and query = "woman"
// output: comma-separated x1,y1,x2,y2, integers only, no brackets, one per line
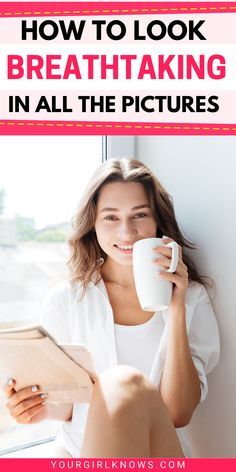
4,158,220,457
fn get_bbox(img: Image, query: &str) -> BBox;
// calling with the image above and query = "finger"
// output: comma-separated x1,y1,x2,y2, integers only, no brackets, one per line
6,385,42,409
161,238,183,260
160,263,188,279
162,236,173,244
154,253,185,270
153,257,172,270
159,271,188,288
174,261,188,276
178,266,188,278
3,379,16,399
173,262,187,276
155,244,182,259
153,246,172,259
158,271,180,283
10,394,47,418
154,252,186,274
16,402,47,425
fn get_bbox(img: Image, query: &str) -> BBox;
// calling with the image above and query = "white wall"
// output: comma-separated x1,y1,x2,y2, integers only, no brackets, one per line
136,136,236,457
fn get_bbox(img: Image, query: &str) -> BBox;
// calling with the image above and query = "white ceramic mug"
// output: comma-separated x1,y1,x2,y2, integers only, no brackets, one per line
133,237,179,311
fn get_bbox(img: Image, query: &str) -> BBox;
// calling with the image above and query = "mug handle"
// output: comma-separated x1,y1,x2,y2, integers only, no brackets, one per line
165,241,179,273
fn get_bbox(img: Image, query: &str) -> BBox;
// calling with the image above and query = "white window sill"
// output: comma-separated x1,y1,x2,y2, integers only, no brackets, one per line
1,438,56,458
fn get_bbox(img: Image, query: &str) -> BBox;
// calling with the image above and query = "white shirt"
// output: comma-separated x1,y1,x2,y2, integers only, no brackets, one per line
40,279,220,458
114,313,163,378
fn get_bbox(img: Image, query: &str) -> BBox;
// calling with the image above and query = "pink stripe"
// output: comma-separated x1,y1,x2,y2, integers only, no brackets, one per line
0,2,236,17
0,120,236,135
0,458,236,471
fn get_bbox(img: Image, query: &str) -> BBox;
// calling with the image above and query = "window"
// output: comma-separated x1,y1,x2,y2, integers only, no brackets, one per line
0,135,103,454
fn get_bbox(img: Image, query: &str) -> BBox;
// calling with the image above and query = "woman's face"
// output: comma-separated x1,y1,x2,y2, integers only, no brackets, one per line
94,181,157,266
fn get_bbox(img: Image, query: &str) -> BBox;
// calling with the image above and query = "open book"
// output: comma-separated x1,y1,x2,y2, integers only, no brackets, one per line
0,325,97,403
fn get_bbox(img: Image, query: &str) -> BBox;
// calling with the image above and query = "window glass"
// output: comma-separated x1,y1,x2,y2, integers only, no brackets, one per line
0,136,103,453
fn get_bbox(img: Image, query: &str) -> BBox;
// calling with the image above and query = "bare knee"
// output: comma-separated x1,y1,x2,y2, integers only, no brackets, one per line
98,365,152,394
99,365,147,388
92,365,157,420
81,366,158,457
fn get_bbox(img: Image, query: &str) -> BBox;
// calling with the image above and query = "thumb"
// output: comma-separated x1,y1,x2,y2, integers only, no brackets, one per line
3,378,17,399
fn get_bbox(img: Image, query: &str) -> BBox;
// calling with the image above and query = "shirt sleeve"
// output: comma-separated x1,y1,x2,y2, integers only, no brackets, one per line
188,285,220,402
40,281,72,344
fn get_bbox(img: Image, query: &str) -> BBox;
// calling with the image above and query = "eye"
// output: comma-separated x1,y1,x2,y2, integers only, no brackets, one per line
104,215,118,221
133,213,147,219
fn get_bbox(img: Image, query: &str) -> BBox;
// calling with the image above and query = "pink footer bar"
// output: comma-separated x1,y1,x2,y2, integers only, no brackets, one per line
0,120,236,135
0,458,236,471
0,2,236,17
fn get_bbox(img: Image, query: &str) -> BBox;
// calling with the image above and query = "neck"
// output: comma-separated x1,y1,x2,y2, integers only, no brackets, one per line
101,258,135,288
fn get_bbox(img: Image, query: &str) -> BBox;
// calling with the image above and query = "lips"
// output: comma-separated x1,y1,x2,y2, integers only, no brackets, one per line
114,243,135,254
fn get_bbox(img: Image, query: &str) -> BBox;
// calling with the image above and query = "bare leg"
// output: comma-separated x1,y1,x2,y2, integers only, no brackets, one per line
80,365,184,458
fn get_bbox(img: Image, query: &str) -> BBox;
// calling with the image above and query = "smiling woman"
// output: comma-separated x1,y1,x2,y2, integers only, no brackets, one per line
68,158,204,295
2,157,220,458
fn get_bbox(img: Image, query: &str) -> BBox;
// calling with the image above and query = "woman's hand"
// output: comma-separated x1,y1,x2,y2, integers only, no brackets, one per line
4,379,49,424
153,237,188,308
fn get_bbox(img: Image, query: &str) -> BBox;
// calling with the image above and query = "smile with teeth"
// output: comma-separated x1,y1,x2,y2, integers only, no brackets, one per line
115,244,133,251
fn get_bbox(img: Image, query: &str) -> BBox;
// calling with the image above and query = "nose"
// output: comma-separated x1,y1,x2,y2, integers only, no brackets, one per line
118,218,137,238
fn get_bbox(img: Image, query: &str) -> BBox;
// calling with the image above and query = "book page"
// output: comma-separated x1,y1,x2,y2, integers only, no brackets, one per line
60,344,97,382
0,329,44,339
0,336,95,403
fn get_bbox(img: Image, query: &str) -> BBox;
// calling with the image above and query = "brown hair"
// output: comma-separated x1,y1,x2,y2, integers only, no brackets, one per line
68,158,205,293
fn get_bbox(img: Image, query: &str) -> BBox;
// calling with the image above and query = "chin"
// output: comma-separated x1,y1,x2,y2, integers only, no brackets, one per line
108,253,133,266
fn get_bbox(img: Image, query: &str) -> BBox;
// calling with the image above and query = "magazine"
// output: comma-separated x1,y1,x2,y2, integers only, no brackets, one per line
0,325,97,403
